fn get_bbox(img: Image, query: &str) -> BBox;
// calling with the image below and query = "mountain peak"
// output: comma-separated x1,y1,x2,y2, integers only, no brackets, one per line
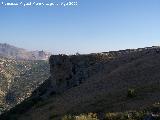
0,43,51,60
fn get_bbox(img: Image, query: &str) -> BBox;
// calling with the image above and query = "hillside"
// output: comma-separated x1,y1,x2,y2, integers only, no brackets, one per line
1,46,160,120
0,43,51,60
0,57,50,113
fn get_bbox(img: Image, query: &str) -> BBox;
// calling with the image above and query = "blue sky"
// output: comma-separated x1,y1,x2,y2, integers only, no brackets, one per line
0,0,160,54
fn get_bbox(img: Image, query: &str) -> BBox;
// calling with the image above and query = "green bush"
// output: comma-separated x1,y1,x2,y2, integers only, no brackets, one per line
151,102,160,113
50,113,58,120
75,113,98,120
62,115,74,120
105,112,122,120
131,111,146,120
105,111,146,120
61,113,99,120
127,88,136,98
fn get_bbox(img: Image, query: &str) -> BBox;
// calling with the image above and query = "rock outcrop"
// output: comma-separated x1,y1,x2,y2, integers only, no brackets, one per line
33,46,160,99
33,54,109,98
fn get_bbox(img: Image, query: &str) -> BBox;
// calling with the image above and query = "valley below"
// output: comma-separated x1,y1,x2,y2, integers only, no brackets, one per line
0,57,50,113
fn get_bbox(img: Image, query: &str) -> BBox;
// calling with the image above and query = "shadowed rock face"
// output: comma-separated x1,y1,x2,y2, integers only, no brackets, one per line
49,54,109,93
33,54,108,98
49,55,73,93
32,46,160,99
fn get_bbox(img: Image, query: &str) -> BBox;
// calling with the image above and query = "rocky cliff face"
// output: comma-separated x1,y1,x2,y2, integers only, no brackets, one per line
33,54,109,98
49,54,108,92
33,46,160,99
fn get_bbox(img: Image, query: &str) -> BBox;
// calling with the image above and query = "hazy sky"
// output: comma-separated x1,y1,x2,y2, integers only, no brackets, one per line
0,0,160,54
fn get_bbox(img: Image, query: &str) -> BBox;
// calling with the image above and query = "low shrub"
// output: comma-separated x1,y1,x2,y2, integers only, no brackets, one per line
105,112,122,120
61,113,99,120
151,102,160,114
127,88,136,98
50,113,58,120
62,115,74,120
105,111,146,120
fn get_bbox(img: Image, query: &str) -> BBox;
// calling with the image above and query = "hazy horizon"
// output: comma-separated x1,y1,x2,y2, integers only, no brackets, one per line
1,0,160,54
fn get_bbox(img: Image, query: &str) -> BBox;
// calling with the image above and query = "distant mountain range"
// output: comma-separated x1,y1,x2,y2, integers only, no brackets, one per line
0,43,51,60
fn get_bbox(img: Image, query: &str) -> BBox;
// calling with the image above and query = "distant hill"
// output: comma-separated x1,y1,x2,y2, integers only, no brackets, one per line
0,43,51,114
1,46,160,120
0,57,50,113
0,43,51,60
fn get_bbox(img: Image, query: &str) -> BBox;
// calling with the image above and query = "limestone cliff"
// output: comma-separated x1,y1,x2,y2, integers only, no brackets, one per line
33,46,160,99
32,54,109,98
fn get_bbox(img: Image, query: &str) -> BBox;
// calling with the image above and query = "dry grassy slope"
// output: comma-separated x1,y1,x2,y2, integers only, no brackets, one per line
15,52,160,120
